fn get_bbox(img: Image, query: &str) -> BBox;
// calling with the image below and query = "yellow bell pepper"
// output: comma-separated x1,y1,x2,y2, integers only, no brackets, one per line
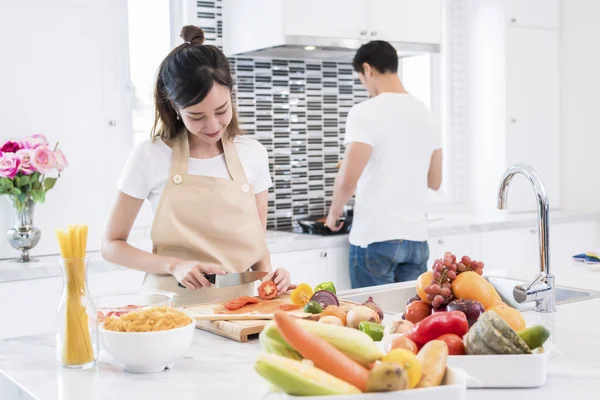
290,283,314,306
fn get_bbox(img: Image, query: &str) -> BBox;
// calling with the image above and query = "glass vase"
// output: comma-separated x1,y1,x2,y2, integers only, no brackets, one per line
5,195,41,262
56,257,99,368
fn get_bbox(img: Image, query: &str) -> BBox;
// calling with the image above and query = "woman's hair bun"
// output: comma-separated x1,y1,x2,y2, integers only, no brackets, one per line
180,25,205,45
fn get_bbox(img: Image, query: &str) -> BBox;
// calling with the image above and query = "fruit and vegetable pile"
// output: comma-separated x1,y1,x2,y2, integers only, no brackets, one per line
253,253,552,396
385,251,551,357
255,281,455,395
256,311,451,396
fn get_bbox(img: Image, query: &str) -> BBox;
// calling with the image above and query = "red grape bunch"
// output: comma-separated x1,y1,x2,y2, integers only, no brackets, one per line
424,251,485,308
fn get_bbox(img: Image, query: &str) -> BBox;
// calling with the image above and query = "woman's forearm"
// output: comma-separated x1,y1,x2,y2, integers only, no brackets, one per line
252,251,273,273
101,239,178,275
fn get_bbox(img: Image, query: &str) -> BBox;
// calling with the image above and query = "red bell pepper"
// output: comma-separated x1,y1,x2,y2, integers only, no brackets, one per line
405,311,469,346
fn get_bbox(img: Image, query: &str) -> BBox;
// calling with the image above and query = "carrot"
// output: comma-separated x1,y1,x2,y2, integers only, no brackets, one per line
274,311,369,392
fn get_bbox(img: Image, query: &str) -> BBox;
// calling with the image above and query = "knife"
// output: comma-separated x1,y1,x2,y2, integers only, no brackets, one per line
177,270,268,288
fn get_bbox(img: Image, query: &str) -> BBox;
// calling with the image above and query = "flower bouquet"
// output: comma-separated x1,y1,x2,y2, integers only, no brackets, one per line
0,134,68,262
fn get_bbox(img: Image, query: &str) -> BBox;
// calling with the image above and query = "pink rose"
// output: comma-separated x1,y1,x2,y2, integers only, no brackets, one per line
0,141,22,153
0,153,21,179
23,134,49,150
31,145,56,174
16,149,36,175
54,149,68,172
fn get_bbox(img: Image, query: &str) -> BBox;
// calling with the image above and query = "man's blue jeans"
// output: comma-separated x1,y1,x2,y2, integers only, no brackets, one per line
349,240,430,289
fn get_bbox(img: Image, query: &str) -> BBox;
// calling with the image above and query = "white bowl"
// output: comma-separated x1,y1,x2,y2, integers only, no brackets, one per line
99,319,195,373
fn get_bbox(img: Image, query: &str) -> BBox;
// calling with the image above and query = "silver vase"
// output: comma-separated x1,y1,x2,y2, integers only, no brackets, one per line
6,196,41,263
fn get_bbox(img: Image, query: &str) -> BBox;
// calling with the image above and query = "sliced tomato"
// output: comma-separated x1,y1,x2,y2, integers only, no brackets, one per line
258,281,278,300
223,296,260,310
243,296,260,304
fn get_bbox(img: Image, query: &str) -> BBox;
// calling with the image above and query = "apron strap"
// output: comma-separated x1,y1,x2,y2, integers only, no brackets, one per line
222,137,250,185
169,133,190,178
169,132,249,186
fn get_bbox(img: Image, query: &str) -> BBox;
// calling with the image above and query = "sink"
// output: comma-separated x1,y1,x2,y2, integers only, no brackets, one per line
338,276,600,315
484,276,600,311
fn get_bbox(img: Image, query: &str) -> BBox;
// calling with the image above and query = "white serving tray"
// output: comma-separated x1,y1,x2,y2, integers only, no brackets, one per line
261,367,467,400
379,336,559,389
447,344,559,388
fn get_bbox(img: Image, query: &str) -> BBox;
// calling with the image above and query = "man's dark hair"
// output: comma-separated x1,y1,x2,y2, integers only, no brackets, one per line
352,40,398,74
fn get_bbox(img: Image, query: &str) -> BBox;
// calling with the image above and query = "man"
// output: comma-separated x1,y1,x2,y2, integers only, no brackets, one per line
326,40,443,289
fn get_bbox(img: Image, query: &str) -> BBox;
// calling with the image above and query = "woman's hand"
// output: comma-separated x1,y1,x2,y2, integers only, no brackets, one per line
169,260,226,290
263,267,296,295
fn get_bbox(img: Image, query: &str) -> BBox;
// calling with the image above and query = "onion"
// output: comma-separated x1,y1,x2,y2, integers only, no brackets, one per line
383,316,415,337
310,290,339,310
346,305,380,329
362,296,384,321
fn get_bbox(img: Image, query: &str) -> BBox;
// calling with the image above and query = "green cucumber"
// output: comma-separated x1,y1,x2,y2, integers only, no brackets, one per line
518,325,550,350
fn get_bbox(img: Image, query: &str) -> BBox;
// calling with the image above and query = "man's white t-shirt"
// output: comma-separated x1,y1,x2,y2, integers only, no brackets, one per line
344,93,442,247
117,136,272,215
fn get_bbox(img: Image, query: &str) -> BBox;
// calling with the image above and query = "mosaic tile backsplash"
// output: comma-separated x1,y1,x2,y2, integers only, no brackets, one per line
230,58,366,231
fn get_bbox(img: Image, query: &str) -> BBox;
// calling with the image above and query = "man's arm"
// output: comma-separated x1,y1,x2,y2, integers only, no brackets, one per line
428,149,443,190
326,142,372,231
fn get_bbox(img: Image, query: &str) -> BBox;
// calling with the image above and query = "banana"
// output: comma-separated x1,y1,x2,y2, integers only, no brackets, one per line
255,353,361,396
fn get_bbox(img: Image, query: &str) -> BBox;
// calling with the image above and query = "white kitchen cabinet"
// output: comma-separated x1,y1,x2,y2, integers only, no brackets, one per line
480,220,600,281
270,245,352,291
480,227,539,279
505,0,560,29
505,27,561,212
468,0,560,214
365,0,442,44
283,0,366,40
284,0,442,44
270,248,330,288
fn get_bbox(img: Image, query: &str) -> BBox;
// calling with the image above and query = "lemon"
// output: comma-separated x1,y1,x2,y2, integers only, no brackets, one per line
381,348,422,389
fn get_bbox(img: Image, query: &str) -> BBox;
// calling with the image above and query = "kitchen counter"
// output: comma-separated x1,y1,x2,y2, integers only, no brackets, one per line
1,210,598,284
1,285,600,400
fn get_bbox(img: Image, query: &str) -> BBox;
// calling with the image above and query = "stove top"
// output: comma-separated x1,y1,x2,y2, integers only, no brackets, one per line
277,216,353,236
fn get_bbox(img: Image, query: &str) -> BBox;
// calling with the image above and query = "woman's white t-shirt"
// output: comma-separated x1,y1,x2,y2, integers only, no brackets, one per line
117,136,272,215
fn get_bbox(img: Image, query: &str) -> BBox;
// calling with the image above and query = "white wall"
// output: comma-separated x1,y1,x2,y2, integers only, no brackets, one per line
0,0,132,259
560,0,600,212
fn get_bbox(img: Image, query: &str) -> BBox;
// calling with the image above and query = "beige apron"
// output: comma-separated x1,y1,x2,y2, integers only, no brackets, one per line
141,132,268,307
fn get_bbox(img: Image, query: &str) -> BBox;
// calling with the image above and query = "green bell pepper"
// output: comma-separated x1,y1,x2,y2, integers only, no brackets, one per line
358,321,385,342
314,281,336,295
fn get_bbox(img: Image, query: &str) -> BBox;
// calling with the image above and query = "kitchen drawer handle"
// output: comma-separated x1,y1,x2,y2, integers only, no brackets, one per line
438,239,445,245
370,31,377,36
510,18,517,23
320,252,328,258
360,30,367,35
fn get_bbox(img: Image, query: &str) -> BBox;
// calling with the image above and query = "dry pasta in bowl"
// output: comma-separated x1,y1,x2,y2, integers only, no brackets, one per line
102,306,193,332
99,306,196,373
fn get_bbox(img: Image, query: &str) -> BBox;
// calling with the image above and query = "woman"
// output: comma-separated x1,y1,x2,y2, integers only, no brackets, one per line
101,25,292,306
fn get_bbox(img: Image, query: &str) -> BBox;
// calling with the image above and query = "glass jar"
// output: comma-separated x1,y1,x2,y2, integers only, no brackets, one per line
56,257,99,368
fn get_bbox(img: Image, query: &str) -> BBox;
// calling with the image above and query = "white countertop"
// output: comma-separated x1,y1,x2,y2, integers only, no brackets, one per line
1,285,600,400
0,210,597,284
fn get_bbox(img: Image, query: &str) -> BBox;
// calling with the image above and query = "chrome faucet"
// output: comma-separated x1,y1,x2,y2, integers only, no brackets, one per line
497,163,556,313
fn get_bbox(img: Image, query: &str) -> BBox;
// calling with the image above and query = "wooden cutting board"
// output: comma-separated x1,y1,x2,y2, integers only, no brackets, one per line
182,293,357,343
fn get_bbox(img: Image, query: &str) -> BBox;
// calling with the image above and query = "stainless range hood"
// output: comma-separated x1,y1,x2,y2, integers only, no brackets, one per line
232,35,441,61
